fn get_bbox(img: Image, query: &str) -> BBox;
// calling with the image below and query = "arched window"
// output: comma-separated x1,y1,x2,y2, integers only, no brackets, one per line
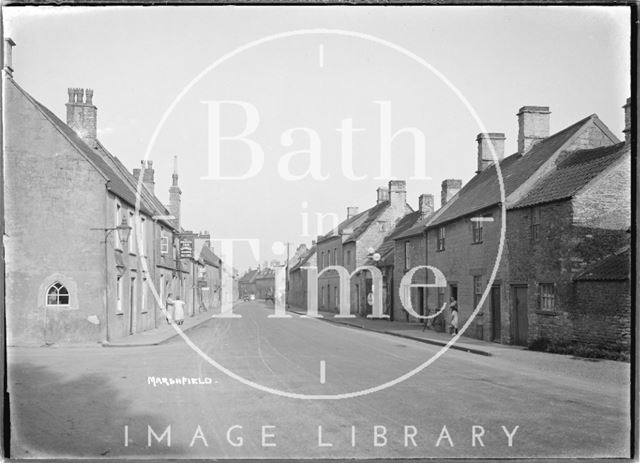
46,282,70,306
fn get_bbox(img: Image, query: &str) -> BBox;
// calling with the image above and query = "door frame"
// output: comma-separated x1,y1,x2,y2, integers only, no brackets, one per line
510,284,528,346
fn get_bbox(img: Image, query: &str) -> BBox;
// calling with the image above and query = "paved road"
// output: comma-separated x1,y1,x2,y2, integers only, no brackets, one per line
8,301,630,459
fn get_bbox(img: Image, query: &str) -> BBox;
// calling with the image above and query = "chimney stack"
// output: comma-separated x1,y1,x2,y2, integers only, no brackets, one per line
66,87,97,142
623,97,631,145
388,180,407,217
517,106,550,155
4,38,15,77
418,194,434,218
133,160,156,195
376,187,389,204
441,179,462,207
476,133,505,173
168,156,181,230
346,206,359,220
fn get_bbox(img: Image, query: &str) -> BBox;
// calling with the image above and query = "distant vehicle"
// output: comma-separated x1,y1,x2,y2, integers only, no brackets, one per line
250,294,255,301
242,295,249,301
265,294,274,303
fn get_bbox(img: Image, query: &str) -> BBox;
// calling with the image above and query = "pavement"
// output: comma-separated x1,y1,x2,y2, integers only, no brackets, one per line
7,301,631,459
102,308,222,347
103,301,515,357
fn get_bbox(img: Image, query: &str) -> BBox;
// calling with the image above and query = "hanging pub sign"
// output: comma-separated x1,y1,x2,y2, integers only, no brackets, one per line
179,235,195,259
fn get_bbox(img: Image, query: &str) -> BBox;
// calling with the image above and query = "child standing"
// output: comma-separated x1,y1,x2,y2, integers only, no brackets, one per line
449,297,459,335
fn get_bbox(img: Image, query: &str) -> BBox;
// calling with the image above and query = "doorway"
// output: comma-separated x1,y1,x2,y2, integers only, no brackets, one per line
490,285,501,342
511,286,528,346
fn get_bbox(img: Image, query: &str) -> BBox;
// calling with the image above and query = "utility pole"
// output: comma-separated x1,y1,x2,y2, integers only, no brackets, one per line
285,242,290,308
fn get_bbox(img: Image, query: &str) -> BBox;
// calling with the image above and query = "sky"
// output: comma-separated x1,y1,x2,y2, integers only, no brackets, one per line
4,5,631,271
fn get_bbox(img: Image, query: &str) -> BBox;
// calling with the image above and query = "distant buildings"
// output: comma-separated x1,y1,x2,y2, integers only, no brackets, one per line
4,46,227,345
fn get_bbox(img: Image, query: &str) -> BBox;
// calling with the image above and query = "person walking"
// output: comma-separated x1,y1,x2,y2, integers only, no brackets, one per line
449,297,459,335
165,292,175,324
173,296,186,326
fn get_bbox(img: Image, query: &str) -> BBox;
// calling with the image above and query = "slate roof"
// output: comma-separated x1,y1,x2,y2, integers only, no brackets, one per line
255,268,275,280
11,79,175,229
427,115,606,228
316,205,373,244
368,211,424,266
344,201,394,244
511,142,629,209
239,269,258,284
575,246,630,281
290,245,317,273
199,245,221,268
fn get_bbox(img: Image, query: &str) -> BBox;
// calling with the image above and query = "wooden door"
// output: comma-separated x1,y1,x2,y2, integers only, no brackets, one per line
512,286,528,346
491,285,501,342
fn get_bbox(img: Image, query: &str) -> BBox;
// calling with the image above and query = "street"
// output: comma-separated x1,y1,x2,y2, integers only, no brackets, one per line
8,301,630,459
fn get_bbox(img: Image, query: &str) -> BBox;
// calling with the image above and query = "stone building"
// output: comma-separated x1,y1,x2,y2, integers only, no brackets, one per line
316,181,412,314
254,267,275,299
3,56,211,344
421,104,630,346
287,244,317,310
363,194,434,320
238,269,258,299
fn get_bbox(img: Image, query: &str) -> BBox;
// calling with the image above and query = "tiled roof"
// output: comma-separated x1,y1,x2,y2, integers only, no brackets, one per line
361,211,425,267
255,268,275,280
93,140,175,230
290,245,317,272
343,201,391,244
427,115,598,228
511,142,629,209
239,269,258,283
316,206,373,244
575,246,630,281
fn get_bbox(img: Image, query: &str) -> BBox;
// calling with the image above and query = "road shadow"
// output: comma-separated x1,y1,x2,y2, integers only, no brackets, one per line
8,358,188,459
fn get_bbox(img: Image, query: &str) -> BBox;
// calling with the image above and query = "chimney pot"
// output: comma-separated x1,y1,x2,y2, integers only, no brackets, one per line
441,179,462,207
476,133,506,173
346,206,359,220
517,106,550,154
85,88,93,105
376,187,390,204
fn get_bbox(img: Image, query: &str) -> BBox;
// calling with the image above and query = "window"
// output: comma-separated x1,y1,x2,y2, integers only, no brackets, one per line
437,227,446,251
334,286,339,308
46,282,69,306
321,251,325,269
160,235,169,254
128,212,135,254
473,276,483,309
140,217,146,256
531,207,541,242
539,283,555,311
472,219,483,244
130,276,137,315
346,250,351,266
116,276,123,313
404,241,411,269
333,248,337,265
